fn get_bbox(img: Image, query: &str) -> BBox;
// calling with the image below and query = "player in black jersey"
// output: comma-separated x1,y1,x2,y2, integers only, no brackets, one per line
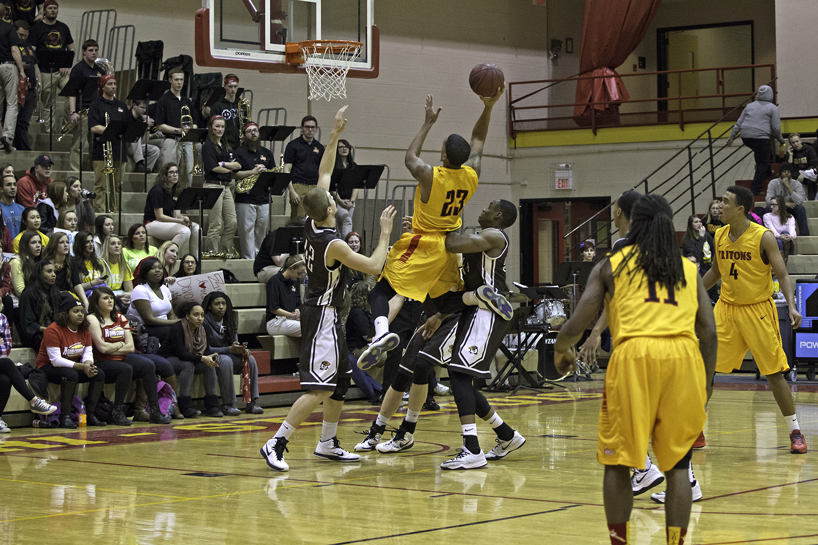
261,106,398,472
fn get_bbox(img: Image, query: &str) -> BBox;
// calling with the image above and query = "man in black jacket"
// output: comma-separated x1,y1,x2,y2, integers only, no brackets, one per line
786,133,818,199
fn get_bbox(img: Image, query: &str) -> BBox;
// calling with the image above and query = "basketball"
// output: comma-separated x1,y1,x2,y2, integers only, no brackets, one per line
469,63,504,98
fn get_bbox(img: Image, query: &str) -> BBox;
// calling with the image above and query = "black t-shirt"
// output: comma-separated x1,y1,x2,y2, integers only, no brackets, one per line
234,144,275,205
345,307,373,352
265,270,302,321
209,97,240,149
253,230,276,275
143,185,175,223
29,20,73,72
18,42,36,82
0,20,20,63
284,136,324,186
330,161,358,199
14,0,43,26
88,96,129,161
153,91,195,136
68,60,105,110
201,139,234,184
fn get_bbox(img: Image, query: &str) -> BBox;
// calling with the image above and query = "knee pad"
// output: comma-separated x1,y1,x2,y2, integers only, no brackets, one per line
673,448,692,470
391,371,412,392
412,359,434,386
448,370,473,399
329,377,351,401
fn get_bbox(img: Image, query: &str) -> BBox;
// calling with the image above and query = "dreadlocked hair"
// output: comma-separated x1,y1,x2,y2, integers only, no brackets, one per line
614,194,686,290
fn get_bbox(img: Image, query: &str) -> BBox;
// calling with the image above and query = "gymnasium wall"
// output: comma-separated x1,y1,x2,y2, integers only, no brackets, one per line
775,0,818,119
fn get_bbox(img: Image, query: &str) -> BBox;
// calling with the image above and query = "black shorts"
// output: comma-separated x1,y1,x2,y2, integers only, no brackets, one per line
449,307,510,378
298,305,350,391
398,313,460,377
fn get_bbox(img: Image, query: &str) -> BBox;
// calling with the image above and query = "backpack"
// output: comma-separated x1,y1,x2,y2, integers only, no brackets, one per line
93,393,113,423
140,380,176,417
219,269,239,284
36,395,84,427
136,40,164,81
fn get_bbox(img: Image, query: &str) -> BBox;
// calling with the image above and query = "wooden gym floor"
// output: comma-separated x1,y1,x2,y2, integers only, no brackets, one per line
0,376,816,544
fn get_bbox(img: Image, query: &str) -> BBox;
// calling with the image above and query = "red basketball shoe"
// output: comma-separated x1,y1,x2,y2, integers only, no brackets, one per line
790,430,807,454
693,431,706,449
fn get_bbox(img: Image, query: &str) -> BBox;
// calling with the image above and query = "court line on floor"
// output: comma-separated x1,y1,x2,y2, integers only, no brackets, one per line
328,505,584,544
0,476,190,500
698,476,818,502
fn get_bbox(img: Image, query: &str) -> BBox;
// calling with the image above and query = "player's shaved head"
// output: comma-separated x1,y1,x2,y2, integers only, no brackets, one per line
445,134,471,167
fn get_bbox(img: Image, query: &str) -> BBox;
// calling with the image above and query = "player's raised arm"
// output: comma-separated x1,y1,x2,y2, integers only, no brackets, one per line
444,229,504,254
327,206,397,275
463,84,504,178
317,105,348,192
404,94,439,188
761,230,802,328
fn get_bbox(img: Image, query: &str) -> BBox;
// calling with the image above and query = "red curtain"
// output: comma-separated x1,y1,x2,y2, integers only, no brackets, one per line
573,0,662,122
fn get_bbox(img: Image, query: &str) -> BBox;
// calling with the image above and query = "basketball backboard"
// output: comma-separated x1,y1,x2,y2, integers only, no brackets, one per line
195,0,378,78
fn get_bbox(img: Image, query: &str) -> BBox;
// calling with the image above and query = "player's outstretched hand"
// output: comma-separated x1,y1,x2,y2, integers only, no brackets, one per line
424,94,442,125
480,82,506,108
790,306,802,329
554,347,577,376
332,105,348,134
379,205,397,235
577,334,599,366
419,314,443,339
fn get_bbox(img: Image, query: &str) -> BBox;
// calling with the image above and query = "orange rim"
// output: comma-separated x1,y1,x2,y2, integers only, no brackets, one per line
285,40,363,66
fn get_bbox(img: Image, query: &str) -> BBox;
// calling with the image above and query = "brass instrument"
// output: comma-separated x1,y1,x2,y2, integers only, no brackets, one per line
35,81,44,124
238,97,251,137
102,112,115,213
58,109,87,141
180,105,203,175
236,153,284,194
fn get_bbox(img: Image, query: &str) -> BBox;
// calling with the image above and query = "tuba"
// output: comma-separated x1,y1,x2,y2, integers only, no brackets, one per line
180,105,203,175
58,58,114,141
236,153,284,194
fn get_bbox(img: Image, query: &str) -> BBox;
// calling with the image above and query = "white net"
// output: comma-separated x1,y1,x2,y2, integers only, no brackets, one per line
300,41,362,101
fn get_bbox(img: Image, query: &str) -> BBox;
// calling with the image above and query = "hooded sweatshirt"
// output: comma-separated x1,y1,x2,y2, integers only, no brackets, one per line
16,168,53,209
729,85,783,141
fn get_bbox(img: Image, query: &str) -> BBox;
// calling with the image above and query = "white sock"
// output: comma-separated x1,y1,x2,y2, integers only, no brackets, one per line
274,420,296,440
462,423,477,436
689,462,696,484
375,414,390,428
320,421,338,442
644,454,652,469
462,291,479,306
405,409,420,423
786,414,799,433
374,316,389,338
486,412,503,428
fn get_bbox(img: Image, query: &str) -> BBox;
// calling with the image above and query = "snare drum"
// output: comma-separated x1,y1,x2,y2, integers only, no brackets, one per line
527,299,567,327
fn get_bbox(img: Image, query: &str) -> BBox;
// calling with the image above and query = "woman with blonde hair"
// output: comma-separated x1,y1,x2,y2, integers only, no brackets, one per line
10,230,42,297
101,234,134,305
155,240,180,282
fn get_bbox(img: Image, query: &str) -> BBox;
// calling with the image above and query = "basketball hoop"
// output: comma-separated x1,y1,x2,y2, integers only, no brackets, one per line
285,40,363,101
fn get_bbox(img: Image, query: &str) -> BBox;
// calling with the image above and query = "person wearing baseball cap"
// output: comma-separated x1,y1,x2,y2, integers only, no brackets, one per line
233,121,276,258
16,154,53,208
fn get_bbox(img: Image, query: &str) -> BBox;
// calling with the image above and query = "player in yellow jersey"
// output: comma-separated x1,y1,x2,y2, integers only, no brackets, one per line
702,185,807,454
359,89,511,369
554,194,717,545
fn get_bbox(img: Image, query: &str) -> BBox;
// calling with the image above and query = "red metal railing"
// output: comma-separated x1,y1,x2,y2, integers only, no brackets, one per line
508,64,776,140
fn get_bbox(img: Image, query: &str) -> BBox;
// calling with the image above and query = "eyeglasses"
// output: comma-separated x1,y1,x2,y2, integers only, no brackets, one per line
167,170,179,175
302,125,317,130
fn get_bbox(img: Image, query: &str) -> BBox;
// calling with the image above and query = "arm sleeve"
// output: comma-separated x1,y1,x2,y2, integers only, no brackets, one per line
153,97,167,127
765,181,776,207
16,178,34,208
64,24,73,46
788,217,797,239
730,109,748,139
0,262,10,297
770,107,783,142
19,291,43,339
43,328,76,368
791,181,806,205
283,140,295,164
202,141,219,176
10,259,24,296
266,277,282,313
87,100,102,128
146,186,164,215
166,322,203,363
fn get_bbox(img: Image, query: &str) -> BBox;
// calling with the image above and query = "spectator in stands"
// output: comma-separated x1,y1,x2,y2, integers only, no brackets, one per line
785,133,818,199
703,199,725,237
344,231,369,289
157,301,221,419
67,39,105,171
34,179,64,234
123,223,153,271
202,291,264,415
265,254,305,338
127,99,158,173
0,162,10,176
681,215,715,274
153,67,197,190
764,195,797,260
175,253,199,278
12,206,47,252
87,287,171,425
726,85,785,195
126,257,177,343
35,292,106,429
143,163,199,257
40,230,72,295
16,154,52,208
28,0,72,128
101,234,133,305
71,230,106,308
13,20,38,151
0,174,22,239
234,121,274,259
202,115,239,257
580,239,595,262
92,214,113,257
62,177,94,233
284,115,324,219
203,74,241,149
13,0,42,27
54,209,76,252
0,239,12,323
345,281,383,404
89,75,129,214
254,216,305,284
765,162,809,236
0,358,56,433
0,12,23,153
155,240,179,281
19,258,57,350
10,229,40,296
0,200,10,253
333,138,358,238
0,3,11,25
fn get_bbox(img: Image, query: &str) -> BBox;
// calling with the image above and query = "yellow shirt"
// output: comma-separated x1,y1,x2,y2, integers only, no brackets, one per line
78,259,105,284
606,246,700,347
411,166,478,234
107,261,134,291
12,230,49,253
123,246,152,272
714,222,772,305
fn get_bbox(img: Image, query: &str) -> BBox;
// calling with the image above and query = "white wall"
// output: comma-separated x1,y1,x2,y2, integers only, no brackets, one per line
775,0,818,118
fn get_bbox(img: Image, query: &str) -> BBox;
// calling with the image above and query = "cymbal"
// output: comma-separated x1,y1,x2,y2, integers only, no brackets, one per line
505,292,530,303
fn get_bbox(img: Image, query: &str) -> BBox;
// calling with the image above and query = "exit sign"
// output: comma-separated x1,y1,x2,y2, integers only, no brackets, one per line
555,167,572,190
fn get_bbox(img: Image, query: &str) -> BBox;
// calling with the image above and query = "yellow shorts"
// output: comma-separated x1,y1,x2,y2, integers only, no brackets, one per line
714,299,789,375
381,232,461,301
598,336,707,473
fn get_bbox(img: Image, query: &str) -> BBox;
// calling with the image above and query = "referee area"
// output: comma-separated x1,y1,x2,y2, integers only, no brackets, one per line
1,374,815,544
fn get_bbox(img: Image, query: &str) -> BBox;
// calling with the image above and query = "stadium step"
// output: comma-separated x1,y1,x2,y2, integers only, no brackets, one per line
257,375,301,394
784,254,818,275
225,283,266,308
794,236,818,254
201,258,257,283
